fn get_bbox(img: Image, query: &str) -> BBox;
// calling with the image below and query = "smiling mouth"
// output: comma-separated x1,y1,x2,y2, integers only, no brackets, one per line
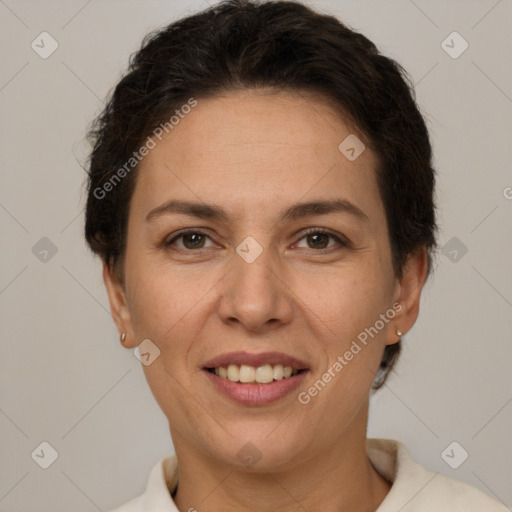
205,363,306,384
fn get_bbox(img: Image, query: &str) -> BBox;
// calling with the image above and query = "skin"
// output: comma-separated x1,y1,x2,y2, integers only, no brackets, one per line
103,89,428,512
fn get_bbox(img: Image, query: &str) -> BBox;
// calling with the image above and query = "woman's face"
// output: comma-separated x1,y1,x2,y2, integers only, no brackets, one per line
105,89,424,470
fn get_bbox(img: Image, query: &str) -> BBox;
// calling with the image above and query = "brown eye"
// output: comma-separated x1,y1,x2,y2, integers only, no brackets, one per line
295,229,348,251
181,232,206,249
165,230,214,250
305,232,330,249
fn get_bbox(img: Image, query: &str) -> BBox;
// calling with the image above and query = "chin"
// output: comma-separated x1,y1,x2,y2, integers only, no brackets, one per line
210,428,307,472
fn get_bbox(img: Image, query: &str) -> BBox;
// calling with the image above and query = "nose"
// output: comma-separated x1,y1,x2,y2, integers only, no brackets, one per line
217,241,294,333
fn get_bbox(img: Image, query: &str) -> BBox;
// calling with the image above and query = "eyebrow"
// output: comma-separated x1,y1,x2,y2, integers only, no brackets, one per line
145,198,369,224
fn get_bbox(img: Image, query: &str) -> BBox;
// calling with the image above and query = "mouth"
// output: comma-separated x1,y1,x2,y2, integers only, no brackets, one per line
201,351,310,405
201,350,310,383
204,364,307,384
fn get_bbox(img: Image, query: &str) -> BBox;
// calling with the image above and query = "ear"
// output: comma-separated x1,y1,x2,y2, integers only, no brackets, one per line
386,247,429,345
102,260,136,348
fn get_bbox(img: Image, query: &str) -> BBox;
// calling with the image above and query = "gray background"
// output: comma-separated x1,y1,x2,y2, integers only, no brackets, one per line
1,0,511,510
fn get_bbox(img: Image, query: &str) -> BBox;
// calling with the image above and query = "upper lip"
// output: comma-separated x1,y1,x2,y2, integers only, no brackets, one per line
202,351,310,370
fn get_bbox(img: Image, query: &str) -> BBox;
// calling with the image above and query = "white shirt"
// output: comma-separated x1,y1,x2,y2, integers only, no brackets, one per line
109,438,508,511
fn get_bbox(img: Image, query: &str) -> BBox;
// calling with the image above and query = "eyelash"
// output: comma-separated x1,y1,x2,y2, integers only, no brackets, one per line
163,227,349,253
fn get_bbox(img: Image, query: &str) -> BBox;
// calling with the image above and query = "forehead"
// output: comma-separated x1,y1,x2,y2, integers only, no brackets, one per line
161,89,364,164
131,89,383,224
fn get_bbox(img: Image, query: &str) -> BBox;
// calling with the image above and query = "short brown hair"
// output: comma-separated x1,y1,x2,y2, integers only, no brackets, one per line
84,0,438,389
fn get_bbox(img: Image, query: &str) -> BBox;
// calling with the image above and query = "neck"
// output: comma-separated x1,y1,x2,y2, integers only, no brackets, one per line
171,406,391,512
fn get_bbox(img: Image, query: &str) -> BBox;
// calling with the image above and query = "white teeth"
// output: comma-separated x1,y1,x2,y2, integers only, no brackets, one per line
273,364,284,380
256,364,274,383
212,363,301,384
239,364,256,383
227,364,239,382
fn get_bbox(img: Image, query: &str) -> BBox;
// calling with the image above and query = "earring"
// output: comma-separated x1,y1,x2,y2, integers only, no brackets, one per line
396,329,403,337
120,333,127,343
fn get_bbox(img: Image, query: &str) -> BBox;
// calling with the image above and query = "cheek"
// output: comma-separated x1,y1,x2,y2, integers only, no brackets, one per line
126,267,211,420
296,262,392,389
125,261,219,359
121,241,214,425
300,264,389,338
297,272,390,418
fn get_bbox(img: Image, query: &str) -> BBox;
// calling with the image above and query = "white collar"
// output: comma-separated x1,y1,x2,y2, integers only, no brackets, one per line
121,438,507,511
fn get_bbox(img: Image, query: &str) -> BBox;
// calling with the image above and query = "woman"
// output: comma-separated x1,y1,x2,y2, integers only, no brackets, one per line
84,0,507,510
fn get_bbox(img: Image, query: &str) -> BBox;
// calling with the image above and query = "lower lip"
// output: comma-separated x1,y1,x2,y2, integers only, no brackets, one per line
202,369,309,406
